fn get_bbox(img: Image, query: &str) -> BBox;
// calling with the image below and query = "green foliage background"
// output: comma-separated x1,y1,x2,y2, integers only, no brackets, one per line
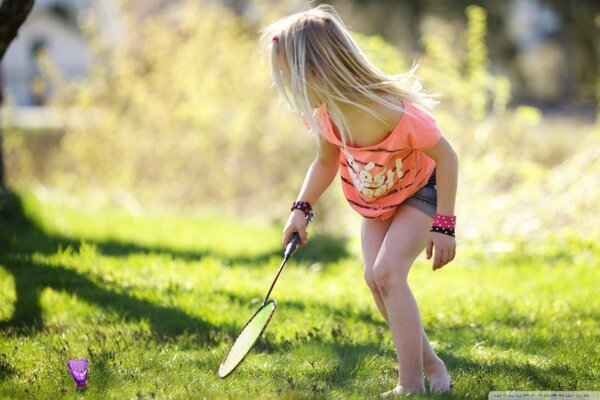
4,1,600,245
2,3,600,398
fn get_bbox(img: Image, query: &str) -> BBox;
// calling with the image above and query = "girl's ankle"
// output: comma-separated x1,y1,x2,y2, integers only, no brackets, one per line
398,380,426,393
424,356,445,372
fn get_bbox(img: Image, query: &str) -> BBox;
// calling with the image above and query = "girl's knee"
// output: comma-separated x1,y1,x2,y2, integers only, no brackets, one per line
364,270,378,292
372,257,409,294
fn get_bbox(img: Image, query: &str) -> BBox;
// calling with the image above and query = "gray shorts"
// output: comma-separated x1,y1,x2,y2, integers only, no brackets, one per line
403,170,437,218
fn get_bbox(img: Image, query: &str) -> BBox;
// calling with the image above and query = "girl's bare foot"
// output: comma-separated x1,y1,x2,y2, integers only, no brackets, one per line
380,385,425,397
424,356,452,393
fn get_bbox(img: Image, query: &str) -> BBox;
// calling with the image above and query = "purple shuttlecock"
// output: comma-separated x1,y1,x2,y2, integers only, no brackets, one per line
66,358,88,389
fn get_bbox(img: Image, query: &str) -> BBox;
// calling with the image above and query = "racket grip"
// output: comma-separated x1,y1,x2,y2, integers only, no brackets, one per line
285,212,313,259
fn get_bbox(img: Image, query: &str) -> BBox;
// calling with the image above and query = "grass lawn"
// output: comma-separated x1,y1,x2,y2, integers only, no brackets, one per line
1,191,599,399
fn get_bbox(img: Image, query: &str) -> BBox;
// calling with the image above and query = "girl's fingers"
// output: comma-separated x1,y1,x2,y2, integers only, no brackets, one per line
446,245,455,264
442,249,450,267
439,250,447,269
433,248,442,269
435,248,451,270
282,227,294,246
430,234,458,270
299,227,308,244
426,239,433,260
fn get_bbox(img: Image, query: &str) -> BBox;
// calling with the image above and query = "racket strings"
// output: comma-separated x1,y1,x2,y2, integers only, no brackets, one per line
218,300,277,377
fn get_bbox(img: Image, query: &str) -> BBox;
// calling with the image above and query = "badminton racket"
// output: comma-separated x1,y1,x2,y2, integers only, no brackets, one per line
217,212,313,378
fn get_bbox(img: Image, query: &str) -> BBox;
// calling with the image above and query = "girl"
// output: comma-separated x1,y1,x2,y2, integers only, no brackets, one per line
262,5,458,397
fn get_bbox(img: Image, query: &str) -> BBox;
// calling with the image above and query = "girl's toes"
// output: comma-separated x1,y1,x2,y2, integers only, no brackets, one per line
380,385,423,397
429,381,452,394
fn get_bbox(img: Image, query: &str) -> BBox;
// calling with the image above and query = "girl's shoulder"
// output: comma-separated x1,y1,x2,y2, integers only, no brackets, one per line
311,103,338,143
311,100,441,151
397,102,442,150
402,101,435,122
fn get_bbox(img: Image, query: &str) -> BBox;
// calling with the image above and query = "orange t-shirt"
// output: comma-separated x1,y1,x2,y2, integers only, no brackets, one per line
314,102,442,220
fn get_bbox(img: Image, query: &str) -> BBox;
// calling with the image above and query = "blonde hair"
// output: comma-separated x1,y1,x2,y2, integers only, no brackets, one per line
261,4,437,147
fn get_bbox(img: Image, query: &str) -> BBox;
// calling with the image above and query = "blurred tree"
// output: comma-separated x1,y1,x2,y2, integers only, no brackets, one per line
0,0,35,190
328,0,600,105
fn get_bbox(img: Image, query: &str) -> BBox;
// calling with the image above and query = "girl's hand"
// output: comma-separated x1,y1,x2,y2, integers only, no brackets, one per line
282,210,309,248
426,232,455,270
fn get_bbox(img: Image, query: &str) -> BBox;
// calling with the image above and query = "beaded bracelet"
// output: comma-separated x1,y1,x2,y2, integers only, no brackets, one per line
431,226,455,237
430,214,456,237
291,201,312,215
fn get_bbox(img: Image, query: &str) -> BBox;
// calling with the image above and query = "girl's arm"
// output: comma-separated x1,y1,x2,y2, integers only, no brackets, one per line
423,137,459,270
282,135,340,246
424,137,458,215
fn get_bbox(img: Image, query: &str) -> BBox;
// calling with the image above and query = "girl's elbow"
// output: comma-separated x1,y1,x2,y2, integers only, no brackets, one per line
443,142,459,167
450,148,459,168
314,155,339,170
447,152,459,174
316,148,340,167
436,148,458,167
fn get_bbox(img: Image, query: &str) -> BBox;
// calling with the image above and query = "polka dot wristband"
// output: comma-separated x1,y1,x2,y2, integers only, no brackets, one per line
431,214,456,237
433,214,456,229
430,226,455,237
291,201,312,215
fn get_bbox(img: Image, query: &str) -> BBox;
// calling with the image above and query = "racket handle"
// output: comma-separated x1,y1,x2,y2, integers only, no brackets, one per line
284,212,313,259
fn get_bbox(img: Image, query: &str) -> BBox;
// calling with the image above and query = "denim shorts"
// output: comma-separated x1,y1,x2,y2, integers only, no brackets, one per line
402,170,437,218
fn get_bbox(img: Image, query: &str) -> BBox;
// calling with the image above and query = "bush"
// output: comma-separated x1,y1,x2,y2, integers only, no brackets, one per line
41,2,315,215
4,2,599,245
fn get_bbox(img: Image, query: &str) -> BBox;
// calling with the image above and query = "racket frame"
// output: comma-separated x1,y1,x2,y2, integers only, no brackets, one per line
217,299,277,378
217,212,313,378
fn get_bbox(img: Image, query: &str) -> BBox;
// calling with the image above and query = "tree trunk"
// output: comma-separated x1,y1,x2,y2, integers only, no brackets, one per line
0,0,35,190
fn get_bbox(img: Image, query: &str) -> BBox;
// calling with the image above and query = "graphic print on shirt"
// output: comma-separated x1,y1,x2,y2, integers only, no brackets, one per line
343,150,407,201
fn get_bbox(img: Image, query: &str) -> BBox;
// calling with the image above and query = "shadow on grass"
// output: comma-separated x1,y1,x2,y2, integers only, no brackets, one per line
437,348,590,393
77,231,348,267
212,288,388,330
0,256,226,339
247,336,592,398
297,341,391,398
1,192,349,267
0,192,246,341
0,191,350,342
424,323,600,394
10,191,594,395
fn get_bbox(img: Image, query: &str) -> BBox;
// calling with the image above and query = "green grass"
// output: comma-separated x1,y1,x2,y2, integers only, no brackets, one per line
1,191,599,399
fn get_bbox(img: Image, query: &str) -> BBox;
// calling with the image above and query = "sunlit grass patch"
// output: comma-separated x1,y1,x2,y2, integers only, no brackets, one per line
1,191,599,399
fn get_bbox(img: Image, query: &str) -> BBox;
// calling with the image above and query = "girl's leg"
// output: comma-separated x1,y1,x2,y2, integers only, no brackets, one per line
371,204,433,393
361,215,451,392
422,329,452,393
360,216,393,319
